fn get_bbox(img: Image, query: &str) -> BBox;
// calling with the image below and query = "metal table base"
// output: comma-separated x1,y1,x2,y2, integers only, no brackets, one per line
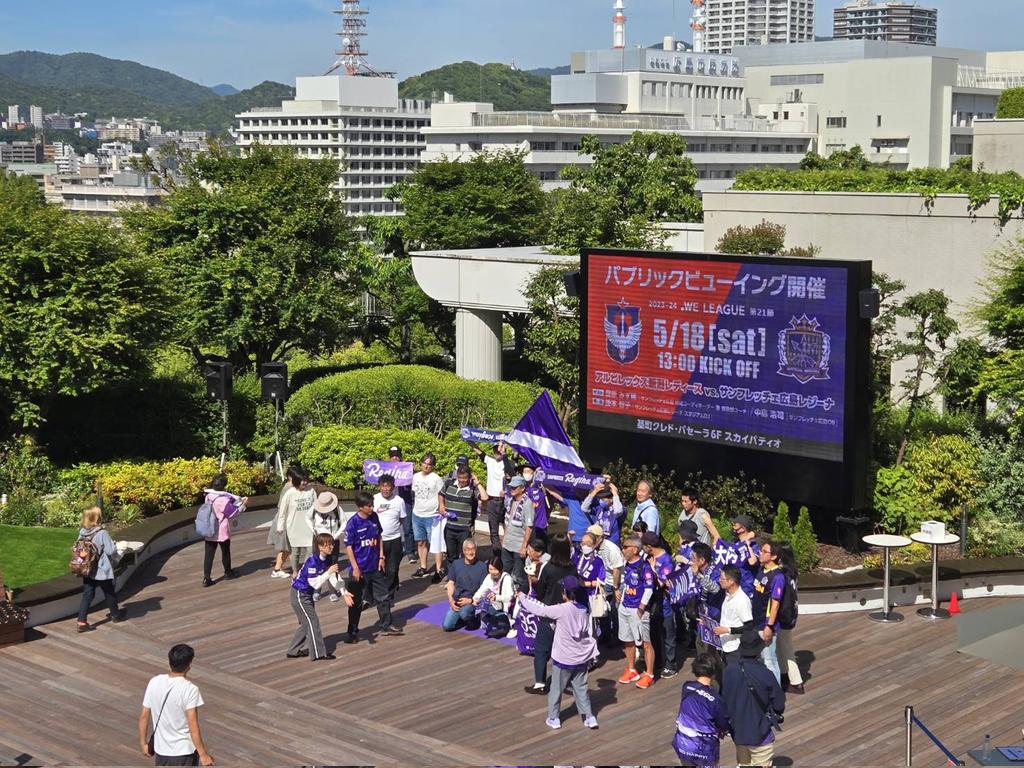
917,606,952,620
868,544,903,622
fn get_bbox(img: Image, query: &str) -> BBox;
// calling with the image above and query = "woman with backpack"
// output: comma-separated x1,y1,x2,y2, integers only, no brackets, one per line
202,474,246,587
473,555,515,637
775,543,804,695
74,506,126,633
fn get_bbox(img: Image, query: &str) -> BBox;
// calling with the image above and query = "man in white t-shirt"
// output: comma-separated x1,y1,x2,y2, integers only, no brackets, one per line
374,473,408,600
139,643,213,766
410,453,445,578
713,564,754,664
469,439,511,552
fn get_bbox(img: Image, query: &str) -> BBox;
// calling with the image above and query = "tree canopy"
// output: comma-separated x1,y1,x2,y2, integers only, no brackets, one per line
124,143,359,371
548,132,703,254
0,173,174,431
391,149,546,250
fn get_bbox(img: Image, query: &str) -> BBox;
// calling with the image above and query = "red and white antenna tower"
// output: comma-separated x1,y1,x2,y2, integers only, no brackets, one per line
612,0,627,49
325,0,391,77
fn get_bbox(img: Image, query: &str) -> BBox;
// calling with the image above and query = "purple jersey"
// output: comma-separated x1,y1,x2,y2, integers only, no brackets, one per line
620,557,654,609
714,537,760,597
674,680,730,766
650,551,675,616
591,500,622,544
526,484,548,530
753,564,786,630
572,549,607,596
291,552,334,594
344,513,382,574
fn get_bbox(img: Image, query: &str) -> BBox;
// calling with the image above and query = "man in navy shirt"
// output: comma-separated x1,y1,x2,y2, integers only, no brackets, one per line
442,539,488,631
721,632,786,767
344,491,402,642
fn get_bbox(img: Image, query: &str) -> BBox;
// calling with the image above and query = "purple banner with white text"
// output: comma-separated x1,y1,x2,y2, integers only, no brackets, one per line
362,460,414,487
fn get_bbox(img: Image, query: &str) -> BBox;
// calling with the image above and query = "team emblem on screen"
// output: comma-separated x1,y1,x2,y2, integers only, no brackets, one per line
604,302,642,364
777,315,831,383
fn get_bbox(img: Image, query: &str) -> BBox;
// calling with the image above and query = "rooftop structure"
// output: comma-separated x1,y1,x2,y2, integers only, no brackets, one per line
325,0,392,77
834,0,938,47
612,0,627,50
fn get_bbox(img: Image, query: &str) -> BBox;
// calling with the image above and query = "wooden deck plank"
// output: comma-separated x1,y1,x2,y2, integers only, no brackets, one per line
2,529,1023,766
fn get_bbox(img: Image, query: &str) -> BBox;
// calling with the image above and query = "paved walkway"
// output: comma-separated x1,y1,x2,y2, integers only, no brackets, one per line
1,530,1022,766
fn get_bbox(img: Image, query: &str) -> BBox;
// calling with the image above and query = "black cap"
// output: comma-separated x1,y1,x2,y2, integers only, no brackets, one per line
731,513,755,531
456,455,469,465
677,520,699,538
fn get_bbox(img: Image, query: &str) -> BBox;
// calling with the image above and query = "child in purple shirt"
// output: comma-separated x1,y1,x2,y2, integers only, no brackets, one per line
673,653,730,766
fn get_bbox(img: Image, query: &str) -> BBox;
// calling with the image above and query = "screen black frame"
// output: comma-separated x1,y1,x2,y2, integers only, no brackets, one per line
579,247,873,513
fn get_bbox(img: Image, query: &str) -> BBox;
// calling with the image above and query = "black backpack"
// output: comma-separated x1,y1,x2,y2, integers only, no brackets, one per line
777,569,799,627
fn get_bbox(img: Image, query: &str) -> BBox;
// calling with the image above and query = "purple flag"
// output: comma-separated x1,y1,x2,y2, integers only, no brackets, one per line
363,460,414,486
504,391,585,474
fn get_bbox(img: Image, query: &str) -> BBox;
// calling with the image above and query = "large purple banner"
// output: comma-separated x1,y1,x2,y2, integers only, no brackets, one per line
362,460,414,486
587,254,848,462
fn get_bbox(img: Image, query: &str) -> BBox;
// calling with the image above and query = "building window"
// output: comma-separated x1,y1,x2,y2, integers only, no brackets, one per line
877,115,883,127
826,116,848,128
770,73,824,86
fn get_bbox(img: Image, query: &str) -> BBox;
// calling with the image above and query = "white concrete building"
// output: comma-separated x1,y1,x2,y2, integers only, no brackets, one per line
973,119,1024,176
7,105,19,125
736,40,1024,168
50,170,167,217
52,142,80,175
234,75,429,217
423,45,816,194
833,0,938,46
702,0,816,55
29,105,43,129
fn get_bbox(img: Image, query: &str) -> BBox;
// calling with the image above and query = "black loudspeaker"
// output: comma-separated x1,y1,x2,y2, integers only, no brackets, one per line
261,362,288,402
204,361,233,401
859,288,881,319
563,269,581,298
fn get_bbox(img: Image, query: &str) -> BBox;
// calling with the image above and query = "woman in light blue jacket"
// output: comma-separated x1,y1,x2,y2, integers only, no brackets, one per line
75,506,126,633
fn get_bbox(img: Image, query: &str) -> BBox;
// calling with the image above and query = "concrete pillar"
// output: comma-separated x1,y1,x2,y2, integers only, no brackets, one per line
455,307,503,381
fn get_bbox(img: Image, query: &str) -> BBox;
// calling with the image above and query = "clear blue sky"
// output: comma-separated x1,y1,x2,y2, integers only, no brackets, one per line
0,0,1021,89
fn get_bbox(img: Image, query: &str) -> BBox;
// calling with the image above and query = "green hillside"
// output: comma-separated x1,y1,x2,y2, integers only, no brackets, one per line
0,72,293,134
0,51,217,105
399,61,550,111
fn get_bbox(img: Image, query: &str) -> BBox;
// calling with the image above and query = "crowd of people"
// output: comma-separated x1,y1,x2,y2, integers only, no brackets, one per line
75,439,804,766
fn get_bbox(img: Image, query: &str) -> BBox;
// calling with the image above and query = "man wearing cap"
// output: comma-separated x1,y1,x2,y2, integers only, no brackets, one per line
721,630,786,767
519,464,550,544
501,476,534,593
373,474,407,602
387,446,416,563
630,480,661,536
617,535,657,690
469,439,513,553
581,480,624,545
642,530,682,679
714,515,761,598
584,523,624,644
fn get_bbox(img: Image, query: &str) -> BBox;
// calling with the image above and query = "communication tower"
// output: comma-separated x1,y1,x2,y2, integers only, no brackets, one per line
612,0,627,49
325,0,393,77
690,0,706,53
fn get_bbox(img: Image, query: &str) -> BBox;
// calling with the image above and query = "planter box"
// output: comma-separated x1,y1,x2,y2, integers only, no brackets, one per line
0,602,29,648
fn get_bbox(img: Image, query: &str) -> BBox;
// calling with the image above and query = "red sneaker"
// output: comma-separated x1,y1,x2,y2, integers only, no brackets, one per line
635,672,655,690
617,667,640,684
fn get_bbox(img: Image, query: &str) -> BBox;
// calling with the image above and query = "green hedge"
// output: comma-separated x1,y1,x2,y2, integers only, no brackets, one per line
997,87,1024,119
298,425,467,488
281,365,545,454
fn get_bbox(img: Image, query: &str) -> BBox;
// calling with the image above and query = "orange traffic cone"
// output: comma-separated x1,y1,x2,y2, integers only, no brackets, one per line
948,592,961,615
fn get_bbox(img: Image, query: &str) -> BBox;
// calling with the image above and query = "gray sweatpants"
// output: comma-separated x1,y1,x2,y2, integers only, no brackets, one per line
288,589,326,660
290,546,310,575
548,664,593,722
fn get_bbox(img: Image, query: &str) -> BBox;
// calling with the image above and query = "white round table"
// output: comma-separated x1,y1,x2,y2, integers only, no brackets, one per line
863,533,912,623
910,532,961,620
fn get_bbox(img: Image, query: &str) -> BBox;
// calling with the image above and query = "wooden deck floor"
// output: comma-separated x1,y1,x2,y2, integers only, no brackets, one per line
1,529,1022,767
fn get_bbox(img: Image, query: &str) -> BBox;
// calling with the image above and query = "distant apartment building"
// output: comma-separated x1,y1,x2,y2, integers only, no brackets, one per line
423,44,816,194
702,0,816,55
0,140,44,163
736,40,1019,168
7,105,20,125
51,170,167,217
235,75,429,217
52,142,80,175
29,105,43,129
833,0,937,46
45,113,76,131
96,122,142,142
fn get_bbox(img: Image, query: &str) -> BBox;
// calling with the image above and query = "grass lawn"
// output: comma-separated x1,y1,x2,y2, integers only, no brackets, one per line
0,525,78,590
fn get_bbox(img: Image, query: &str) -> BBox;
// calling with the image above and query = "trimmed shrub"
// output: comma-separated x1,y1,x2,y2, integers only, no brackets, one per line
281,365,545,453
84,458,273,516
997,87,1024,119
873,465,934,534
793,505,819,573
298,425,465,488
686,470,774,531
771,501,794,544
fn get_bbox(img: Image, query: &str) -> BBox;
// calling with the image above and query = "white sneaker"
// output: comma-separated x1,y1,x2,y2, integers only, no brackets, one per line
271,570,288,579
545,718,561,730
583,715,599,729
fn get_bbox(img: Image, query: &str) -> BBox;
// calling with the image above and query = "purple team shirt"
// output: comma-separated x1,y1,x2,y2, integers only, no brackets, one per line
620,558,654,609
344,513,382,574
526,484,548,530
